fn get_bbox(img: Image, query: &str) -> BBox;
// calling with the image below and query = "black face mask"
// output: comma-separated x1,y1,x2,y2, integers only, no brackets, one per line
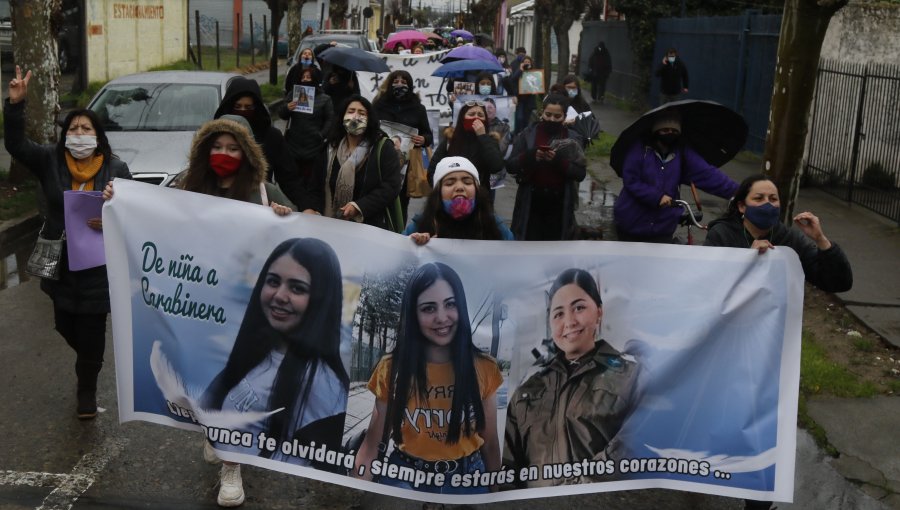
523,64,532,70
392,85,409,99
540,120,563,134
656,132,680,146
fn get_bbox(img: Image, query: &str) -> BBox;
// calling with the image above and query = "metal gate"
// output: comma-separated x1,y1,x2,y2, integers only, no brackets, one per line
805,59,900,224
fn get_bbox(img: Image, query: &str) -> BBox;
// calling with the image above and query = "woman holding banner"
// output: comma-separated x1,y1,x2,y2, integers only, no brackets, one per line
405,156,513,243
506,93,587,240
704,175,852,510
5,66,131,421
428,101,504,201
105,115,295,507
374,70,433,222
503,268,637,488
353,262,503,494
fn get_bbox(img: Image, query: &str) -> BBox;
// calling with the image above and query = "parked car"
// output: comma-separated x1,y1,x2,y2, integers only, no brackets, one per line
286,32,374,66
87,71,241,186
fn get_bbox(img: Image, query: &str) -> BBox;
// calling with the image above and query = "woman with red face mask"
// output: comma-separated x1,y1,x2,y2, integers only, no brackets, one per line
427,101,504,203
102,115,296,507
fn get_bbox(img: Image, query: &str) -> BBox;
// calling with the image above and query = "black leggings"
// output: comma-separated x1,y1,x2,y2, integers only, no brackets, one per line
53,305,107,365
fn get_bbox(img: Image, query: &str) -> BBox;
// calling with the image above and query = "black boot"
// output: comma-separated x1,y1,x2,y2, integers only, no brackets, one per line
75,361,102,420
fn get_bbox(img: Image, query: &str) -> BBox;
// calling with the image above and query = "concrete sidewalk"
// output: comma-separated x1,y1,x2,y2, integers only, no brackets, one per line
587,98,900,509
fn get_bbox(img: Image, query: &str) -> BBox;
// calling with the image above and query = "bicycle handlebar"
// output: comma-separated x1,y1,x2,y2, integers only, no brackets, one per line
673,200,707,230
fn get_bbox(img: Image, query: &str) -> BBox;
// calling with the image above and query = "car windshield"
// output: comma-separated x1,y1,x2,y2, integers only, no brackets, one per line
90,83,220,131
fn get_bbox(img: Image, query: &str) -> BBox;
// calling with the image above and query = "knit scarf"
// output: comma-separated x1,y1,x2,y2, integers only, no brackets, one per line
65,152,104,191
324,138,370,219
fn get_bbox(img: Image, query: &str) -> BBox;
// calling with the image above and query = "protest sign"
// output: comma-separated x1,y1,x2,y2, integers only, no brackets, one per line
104,179,803,504
453,81,476,97
380,121,418,177
292,85,315,114
357,50,453,143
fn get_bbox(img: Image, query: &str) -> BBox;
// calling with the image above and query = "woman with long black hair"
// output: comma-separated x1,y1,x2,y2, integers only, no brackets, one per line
353,263,503,494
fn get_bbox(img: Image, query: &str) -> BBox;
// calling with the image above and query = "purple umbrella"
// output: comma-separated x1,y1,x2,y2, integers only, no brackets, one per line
450,29,474,41
440,45,497,63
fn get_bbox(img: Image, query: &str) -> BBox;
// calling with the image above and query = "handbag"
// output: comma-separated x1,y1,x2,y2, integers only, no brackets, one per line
406,146,432,199
375,138,405,234
26,224,65,281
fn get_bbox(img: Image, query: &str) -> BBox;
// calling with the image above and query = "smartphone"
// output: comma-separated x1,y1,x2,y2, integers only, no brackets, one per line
538,145,552,151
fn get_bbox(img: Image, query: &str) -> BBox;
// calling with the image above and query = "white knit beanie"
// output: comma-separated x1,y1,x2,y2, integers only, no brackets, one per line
433,156,480,186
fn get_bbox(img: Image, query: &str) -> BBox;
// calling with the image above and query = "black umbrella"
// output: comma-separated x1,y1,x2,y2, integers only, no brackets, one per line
609,100,748,177
317,46,390,73
570,112,602,143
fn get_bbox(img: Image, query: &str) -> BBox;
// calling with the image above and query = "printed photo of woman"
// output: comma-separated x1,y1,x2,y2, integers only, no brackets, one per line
353,262,503,494
201,238,350,465
503,268,638,487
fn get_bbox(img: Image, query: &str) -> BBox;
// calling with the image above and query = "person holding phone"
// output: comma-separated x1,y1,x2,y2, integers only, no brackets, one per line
505,94,586,240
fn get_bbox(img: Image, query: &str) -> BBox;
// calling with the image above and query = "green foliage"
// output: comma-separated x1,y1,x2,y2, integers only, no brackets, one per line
800,331,879,398
585,131,617,160
852,338,875,352
259,75,286,104
861,161,895,189
0,171,38,221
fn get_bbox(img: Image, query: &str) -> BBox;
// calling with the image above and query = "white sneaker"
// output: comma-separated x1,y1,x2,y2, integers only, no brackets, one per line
217,463,245,507
203,441,222,465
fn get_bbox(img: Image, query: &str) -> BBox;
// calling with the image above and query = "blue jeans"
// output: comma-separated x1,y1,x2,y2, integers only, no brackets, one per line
377,449,489,494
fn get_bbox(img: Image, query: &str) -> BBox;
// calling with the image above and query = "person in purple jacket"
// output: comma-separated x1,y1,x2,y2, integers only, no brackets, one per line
613,112,738,243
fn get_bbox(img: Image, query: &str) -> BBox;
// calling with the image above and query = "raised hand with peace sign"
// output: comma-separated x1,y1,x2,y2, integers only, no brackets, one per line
8,65,32,104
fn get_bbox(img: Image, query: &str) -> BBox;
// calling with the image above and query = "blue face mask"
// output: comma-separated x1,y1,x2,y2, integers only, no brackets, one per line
567,89,578,98
479,85,493,95
743,202,780,230
301,58,313,66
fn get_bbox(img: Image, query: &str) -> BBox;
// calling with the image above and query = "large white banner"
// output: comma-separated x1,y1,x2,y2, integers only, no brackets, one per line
358,50,453,144
104,179,803,504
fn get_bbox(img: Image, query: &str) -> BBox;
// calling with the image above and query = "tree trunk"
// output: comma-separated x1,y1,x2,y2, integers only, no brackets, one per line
763,0,847,220
268,3,284,85
542,23,552,86
531,11,543,67
554,20,573,83
9,0,61,185
287,0,304,58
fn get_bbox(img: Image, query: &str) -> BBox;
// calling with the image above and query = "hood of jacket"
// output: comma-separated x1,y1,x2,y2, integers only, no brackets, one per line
188,118,269,184
213,77,272,133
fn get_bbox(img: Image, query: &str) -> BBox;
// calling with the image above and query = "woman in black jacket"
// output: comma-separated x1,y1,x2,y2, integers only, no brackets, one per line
278,66,334,212
704,174,852,293
373,70,433,222
428,101,504,203
213,77,312,210
4,66,132,420
320,95,403,231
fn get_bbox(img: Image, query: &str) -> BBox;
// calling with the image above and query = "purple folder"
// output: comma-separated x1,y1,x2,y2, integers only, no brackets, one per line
63,190,105,271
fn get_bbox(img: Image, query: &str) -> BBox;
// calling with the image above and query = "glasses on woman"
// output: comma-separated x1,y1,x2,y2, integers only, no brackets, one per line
464,100,486,107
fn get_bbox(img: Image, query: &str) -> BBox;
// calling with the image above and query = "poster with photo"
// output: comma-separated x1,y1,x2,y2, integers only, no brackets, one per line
519,70,545,95
105,179,803,505
453,81,477,97
292,85,315,114
380,121,419,176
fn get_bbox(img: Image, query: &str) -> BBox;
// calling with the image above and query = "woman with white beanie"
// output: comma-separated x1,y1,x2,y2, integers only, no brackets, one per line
405,156,513,244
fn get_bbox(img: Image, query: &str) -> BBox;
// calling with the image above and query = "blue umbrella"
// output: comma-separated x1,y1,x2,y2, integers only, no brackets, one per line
450,29,474,41
317,46,390,73
432,59,503,78
440,45,497,63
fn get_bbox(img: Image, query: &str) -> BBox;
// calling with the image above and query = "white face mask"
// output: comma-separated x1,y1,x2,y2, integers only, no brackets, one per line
667,56,676,63
65,135,98,159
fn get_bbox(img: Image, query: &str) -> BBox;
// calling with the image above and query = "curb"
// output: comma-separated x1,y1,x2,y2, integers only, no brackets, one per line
0,212,41,256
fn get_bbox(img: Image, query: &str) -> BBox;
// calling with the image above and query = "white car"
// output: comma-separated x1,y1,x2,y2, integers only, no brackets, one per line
87,71,241,186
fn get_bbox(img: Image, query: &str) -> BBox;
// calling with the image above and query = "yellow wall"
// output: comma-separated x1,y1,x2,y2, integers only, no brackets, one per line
86,0,188,82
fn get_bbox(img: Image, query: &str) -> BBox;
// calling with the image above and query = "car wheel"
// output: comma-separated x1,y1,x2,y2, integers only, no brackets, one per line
58,43,70,73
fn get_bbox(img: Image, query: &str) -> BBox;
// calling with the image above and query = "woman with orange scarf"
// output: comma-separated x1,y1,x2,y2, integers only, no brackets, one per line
4,66,132,420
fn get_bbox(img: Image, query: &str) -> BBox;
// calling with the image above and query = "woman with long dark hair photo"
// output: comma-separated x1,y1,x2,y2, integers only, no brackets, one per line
353,263,503,494
201,238,349,504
